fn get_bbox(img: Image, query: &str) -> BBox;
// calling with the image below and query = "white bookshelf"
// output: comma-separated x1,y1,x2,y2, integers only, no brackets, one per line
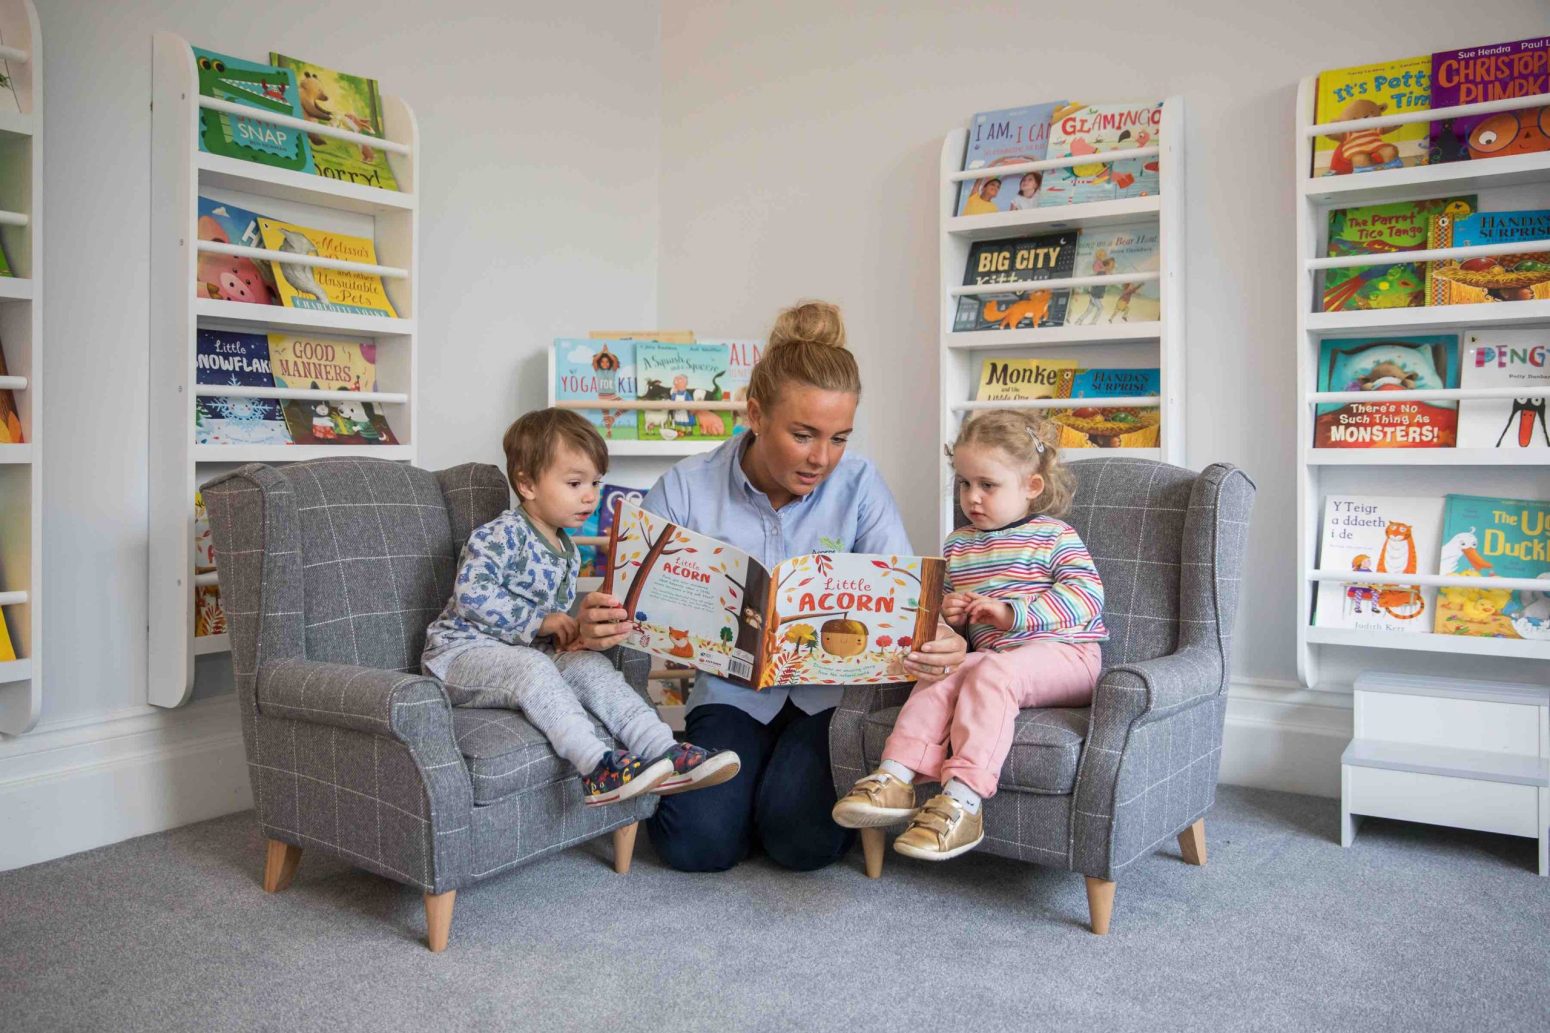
937,97,1186,540
0,0,39,735
1294,76,1550,871
148,32,419,708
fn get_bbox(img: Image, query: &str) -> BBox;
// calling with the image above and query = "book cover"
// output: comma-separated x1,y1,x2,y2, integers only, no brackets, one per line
270,54,399,191
196,197,278,305
602,501,943,688
193,328,290,446
554,338,638,440
193,491,217,575
1048,367,1162,449
1312,56,1431,176
1038,102,1162,206
281,397,397,446
1458,329,1550,449
577,483,645,579
1312,495,1443,632
195,585,227,638
719,339,762,434
955,102,1063,216
0,32,21,115
1426,208,1550,305
1313,336,1459,448
953,231,1076,331
0,236,11,276
1430,37,1550,165
256,217,398,318
975,358,1078,402
1322,197,1475,311
1434,494,1550,640
192,46,312,173
268,333,377,392
636,342,733,441
0,607,13,661
0,339,22,444
1064,221,1160,325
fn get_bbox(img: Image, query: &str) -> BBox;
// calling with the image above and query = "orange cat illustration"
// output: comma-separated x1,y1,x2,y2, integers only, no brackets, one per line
1376,520,1424,620
667,627,695,658
981,291,1052,330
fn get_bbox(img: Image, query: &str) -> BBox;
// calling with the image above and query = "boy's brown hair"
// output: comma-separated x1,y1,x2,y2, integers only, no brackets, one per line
502,408,609,493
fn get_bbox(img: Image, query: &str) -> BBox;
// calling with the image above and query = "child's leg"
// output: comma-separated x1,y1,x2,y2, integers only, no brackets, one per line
553,649,676,760
878,651,991,784
938,640,1102,799
440,645,612,776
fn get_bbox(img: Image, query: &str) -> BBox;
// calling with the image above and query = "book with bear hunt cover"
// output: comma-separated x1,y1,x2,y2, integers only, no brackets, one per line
1312,56,1431,177
953,231,1076,332
1433,493,1550,641
270,54,399,192
602,501,944,689
192,46,313,174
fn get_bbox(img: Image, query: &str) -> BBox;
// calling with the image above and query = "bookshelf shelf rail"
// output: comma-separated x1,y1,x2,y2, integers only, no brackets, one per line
1310,385,1550,405
946,145,1161,181
0,376,25,390
192,385,409,404
0,591,28,606
552,399,750,413
1308,238,1550,271
196,240,408,279
950,270,1160,298
197,96,412,155
0,43,27,62
0,210,27,228
954,396,1161,412
1306,570,1550,592
1305,90,1550,136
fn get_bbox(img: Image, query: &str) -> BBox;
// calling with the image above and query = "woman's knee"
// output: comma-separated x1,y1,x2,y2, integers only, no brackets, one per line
646,796,751,872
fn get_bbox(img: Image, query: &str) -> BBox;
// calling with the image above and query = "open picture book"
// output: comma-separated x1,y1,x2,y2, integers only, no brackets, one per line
601,501,945,689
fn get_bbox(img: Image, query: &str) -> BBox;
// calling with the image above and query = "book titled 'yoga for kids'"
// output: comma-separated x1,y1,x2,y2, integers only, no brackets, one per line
602,501,944,689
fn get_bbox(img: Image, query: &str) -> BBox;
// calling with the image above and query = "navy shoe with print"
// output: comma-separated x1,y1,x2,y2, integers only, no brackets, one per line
581,750,673,807
650,742,742,797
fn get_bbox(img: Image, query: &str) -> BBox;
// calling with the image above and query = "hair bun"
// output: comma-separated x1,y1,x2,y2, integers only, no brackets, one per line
770,300,847,350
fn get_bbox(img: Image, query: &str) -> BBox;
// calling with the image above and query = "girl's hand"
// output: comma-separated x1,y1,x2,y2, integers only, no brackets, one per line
904,622,967,684
939,592,974,628
966,595,1016,632
577,591,635,651
539,612,580,649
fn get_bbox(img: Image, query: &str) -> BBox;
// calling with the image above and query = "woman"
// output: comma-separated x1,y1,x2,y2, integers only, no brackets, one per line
576,301,967,872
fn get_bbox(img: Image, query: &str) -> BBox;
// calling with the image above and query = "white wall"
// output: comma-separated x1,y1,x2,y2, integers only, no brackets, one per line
0,0,661,868
655,0,1550,702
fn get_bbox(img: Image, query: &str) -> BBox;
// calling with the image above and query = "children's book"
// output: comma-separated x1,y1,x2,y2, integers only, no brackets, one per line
1430,37,1550,165
603,501,944,688
269,54,399,191
1063,221,1160,325
1322,197,1475,311
698,340,761,435
974,358,1078,402
192,46,312,173
1312,56,1431,177
1457,330,1550,450
1434,494,1550,641
193,491,217,575
196,197,278,305
955,102,1063,216
269,334,396,446
636,342,733,441
0,32,22,115
193,329,291,446
0,235,11,276
0,607,13,661
1038,102,1162,206
554,338,638,441
1312,495,1443,632
1426,208,1550,305
256,217,398,317
953,232,1076,331
0,339,23,444
577,483,645,579
972,360,1159,448
1313,336,1459,448
195,585,227,638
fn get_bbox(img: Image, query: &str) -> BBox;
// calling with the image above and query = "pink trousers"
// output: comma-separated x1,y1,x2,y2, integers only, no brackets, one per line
881,639,1102,799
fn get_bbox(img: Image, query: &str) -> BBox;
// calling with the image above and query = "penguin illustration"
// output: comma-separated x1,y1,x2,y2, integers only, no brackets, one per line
1497,397,1550,448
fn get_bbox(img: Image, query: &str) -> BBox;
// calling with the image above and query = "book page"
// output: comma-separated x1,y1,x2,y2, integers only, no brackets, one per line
604,502,768,686
756,553,945,688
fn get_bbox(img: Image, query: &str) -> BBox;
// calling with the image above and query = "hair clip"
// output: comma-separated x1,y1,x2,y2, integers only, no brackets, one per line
1026,426,1046,454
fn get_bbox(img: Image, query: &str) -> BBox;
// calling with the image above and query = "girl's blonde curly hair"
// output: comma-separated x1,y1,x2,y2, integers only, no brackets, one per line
948,409,1074,518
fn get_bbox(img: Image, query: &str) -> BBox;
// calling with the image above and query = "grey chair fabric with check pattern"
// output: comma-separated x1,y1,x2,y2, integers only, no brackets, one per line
201,457,654,951
830,458,1255,933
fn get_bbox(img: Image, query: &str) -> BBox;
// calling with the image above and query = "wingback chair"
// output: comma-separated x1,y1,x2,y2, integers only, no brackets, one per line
201,457,655,951
830,458,1255,934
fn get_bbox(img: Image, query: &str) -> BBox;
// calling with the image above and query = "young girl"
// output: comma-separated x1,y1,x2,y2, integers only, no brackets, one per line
421,408,740,806
831,411,1106,860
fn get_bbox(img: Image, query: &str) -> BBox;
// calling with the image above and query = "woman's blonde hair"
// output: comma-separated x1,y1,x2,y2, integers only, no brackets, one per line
949,410,1075,518
746,300,861,408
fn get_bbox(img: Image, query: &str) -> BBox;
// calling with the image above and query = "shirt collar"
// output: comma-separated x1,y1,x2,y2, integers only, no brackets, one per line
513,505,576,560
969,511,1042,535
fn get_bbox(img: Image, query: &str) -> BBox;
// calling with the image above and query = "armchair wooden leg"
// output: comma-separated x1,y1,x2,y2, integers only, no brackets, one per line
613,822,639,875
860,828,886,879
262,839,302,893
424,890,456,953
1178,819,1207,866
1085,877,1115,935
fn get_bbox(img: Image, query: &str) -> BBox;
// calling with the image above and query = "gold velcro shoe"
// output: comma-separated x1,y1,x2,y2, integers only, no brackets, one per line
892,793,984,861
831,771,919,828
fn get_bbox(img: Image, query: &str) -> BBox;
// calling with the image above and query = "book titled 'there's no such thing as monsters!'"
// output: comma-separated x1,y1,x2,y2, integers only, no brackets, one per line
601,501,944,689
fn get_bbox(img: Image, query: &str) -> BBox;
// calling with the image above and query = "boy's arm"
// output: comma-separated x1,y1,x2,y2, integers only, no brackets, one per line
448,518,552,647
1010,526,1105,635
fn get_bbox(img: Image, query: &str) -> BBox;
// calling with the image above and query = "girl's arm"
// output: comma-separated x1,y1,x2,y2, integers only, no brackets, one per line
448,519,552,647
1009,525,1105,635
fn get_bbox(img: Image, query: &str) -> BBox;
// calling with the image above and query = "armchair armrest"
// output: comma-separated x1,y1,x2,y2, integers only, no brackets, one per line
1093,644,1226,729
258,657,454,745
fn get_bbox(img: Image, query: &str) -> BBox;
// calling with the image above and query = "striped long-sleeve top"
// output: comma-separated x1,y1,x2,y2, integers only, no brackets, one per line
943,514,1107,653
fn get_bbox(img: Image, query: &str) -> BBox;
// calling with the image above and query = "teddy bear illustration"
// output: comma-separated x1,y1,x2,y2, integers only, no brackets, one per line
298,70,378,164
1327,98,1400,174
667,627,695,658
1356,360,1419,392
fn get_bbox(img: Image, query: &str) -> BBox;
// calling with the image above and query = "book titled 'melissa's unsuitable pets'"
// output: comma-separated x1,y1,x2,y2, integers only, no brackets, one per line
602,502,944,689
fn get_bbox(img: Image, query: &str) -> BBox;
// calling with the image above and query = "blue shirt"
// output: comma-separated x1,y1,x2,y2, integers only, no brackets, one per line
641,434,913,723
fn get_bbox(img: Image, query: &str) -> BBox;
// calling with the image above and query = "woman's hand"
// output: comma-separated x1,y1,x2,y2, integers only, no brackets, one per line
904,622,967,684
538,612,579,650
939,592,974,628
576,591,635,651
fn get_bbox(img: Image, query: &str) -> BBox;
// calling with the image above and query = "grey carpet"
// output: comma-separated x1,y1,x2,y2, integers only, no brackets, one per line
0,785,1545,1033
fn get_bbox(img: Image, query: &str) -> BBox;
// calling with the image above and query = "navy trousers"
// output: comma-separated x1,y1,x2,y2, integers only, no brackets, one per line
645,701,854,872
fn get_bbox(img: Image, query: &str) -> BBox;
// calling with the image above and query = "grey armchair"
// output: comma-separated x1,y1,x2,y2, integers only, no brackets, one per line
201,457,654,951
830,458,1255,934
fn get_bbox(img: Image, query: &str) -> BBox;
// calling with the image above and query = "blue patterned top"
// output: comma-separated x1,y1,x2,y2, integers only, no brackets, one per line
421,506,577,679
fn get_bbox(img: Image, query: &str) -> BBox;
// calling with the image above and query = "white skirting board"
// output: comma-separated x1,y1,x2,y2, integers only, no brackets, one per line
0,680,1343,871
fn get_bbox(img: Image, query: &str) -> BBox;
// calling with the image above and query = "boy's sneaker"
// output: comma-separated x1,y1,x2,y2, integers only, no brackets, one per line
892,792,984,861
649,743,741,796
831,771,919,828
581,750,673,807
